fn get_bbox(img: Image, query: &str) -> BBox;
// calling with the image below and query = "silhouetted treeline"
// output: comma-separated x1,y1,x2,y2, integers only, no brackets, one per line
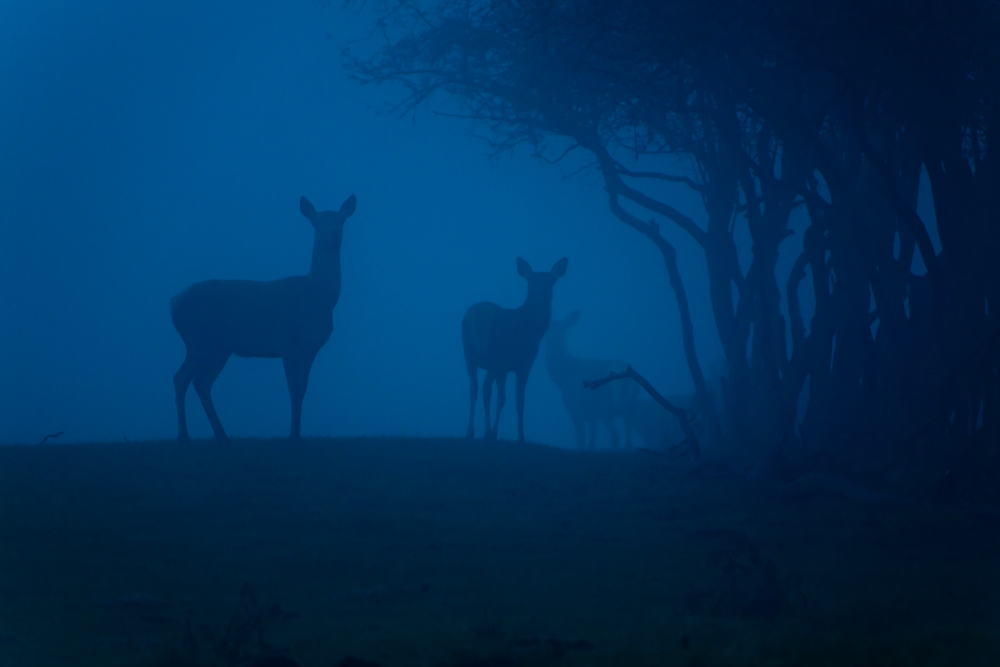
350,0,1000,502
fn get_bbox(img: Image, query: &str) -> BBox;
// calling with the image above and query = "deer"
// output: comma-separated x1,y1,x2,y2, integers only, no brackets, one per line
544,310,639,449
463,257,568,443
170,194,356,443
633,393,707,451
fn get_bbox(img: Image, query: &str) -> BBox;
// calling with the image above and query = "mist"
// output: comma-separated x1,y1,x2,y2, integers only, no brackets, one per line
1,0,713,446
4,2,1000,665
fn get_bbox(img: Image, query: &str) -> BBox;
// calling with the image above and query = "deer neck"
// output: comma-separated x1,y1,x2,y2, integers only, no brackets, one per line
516,297,552,341
307,242,342,307
545,336,575,379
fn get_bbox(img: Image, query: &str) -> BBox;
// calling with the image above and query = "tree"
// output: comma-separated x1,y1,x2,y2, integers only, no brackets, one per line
350,0,1000,499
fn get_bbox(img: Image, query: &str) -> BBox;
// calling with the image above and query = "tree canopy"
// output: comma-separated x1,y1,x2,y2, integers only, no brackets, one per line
351,0,1000,501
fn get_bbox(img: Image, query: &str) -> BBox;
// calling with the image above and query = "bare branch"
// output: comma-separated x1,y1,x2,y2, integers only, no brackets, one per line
558,160,599,181
613,162,706,193
586,138,709,247
532,142,581,165
584,365,701,459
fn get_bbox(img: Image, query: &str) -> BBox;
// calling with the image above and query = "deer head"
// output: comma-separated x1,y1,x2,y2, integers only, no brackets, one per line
300,194,356,254
545,309,582,348
517,256,568,304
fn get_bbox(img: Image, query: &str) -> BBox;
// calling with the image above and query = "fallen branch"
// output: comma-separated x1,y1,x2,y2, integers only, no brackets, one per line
37,431,65,446
584,365,701,460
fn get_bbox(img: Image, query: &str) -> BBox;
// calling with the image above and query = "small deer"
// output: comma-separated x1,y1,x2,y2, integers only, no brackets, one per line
544,310,638,449
463,257,568,442
170,194,357,443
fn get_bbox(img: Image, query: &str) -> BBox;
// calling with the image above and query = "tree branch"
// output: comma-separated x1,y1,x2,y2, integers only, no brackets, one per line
586,138,709,247
787,251,809,354
584,365,701,459
852,109,943,284
613,162,706,193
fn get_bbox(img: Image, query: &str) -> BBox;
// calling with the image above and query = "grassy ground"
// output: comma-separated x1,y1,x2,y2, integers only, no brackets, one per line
0,437,998,666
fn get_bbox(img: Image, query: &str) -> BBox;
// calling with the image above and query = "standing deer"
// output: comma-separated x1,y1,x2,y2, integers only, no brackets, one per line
633,393,707,450
170,194,356,443
463,257,568,442
544,310,638,449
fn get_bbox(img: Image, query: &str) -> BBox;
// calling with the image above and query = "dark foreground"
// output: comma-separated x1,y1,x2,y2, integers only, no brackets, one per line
1,438,998,666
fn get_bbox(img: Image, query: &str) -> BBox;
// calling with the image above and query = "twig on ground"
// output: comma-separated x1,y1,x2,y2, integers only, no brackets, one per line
37,431,65,446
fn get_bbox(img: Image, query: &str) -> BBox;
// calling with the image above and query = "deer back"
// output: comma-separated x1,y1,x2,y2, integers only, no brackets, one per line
170,194,356,360
545,310,637,419
171,276,334,359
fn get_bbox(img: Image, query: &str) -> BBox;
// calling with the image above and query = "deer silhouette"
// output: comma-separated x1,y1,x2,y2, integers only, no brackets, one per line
170,194,356,443
463,257,568,442
544,310,638,448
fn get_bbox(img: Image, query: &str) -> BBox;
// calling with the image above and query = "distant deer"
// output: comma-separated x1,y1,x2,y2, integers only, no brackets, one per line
463,257,568,442
170,194,357,443
633,393,707,450
544,310,639,449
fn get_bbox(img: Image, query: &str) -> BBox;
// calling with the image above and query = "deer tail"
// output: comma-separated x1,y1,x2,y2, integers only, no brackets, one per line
169,287,191,325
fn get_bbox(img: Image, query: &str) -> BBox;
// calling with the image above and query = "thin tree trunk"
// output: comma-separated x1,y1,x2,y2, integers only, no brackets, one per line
583,135,725,446
602,191,724,445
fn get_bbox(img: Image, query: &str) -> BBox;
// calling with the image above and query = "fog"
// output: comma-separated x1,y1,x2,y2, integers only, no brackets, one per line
0,0,731,445
5,4,998,664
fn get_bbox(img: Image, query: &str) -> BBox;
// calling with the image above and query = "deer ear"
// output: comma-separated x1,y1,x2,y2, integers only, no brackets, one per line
516,257,533,277
566,309,581,326
300,196,317,221
340,194,357,218
551,257,568,277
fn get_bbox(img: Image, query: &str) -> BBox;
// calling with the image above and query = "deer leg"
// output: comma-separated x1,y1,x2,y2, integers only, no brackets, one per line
514,370,528,443
192,353,231,443
623,408,634,448
605,419,620,448
173,355,197,443
492,372,508,439
466,368,478,439
572,418,586,450
284,351,317,443
482,371,495,441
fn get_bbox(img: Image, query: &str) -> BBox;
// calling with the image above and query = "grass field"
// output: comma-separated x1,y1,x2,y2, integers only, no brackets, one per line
1,437,998,666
